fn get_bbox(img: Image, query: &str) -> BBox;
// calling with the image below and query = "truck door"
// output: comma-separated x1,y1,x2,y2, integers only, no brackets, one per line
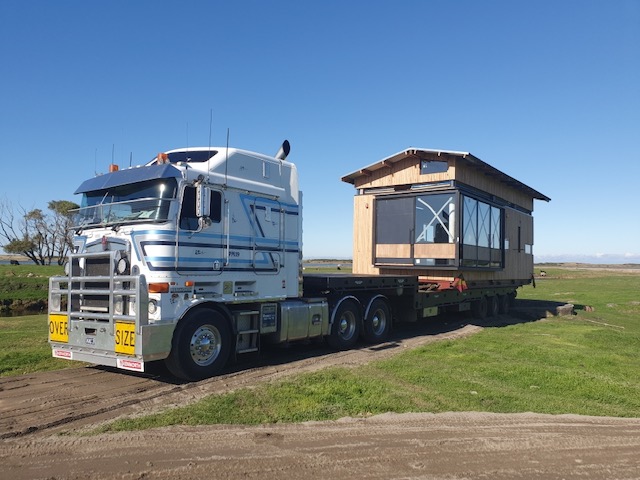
250,197,282,273
176,186,224,273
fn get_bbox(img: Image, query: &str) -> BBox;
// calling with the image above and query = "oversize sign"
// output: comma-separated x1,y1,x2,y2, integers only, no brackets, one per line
114,322,136,355
49,314,69,343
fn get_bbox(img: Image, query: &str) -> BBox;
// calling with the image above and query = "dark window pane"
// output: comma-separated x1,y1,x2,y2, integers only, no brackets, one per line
375,197,414,244
420,160,448,175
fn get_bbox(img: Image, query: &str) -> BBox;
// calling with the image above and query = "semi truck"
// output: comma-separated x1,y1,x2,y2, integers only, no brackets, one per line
48,141,548,380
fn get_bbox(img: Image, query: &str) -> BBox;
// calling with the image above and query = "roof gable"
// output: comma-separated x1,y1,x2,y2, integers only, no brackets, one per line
342,148,550,202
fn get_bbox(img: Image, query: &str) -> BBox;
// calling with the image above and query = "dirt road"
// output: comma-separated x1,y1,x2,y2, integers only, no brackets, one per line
2,301,639,479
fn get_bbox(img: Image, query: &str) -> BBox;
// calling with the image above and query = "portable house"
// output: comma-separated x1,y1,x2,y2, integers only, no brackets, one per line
342,148,550,287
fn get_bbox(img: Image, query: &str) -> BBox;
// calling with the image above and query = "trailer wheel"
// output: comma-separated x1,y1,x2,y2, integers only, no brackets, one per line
363,298,391,344
165,309,232,381
327,299,361,350
471,296,488,319
498,294,510,314
488,296,499,317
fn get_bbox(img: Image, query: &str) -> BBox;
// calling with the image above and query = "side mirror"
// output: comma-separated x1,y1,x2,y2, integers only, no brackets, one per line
196,185,210,218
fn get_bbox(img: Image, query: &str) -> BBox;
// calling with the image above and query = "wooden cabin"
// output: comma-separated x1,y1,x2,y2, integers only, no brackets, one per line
341,148,550,287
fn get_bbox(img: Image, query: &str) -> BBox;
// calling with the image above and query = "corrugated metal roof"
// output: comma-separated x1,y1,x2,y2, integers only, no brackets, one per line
341,148,550,202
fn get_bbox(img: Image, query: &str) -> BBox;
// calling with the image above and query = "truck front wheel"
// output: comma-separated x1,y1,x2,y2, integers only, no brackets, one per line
327,299,361,350
165,309,232,381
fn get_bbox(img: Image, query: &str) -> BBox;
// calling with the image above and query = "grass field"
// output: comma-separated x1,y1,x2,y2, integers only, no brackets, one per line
1,266,639,429
95,267,639,432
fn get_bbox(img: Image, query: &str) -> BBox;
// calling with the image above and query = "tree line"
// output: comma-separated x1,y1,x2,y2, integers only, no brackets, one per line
0,199,79,265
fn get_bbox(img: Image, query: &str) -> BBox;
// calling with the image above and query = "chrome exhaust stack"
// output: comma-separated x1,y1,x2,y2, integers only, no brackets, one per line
275,140,290,161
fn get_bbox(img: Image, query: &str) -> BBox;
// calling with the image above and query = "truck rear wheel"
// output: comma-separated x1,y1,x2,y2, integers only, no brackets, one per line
165,309,231,381
363,298,391,344
498,294,511,314
488,296,499,317
327,299,361,350
471,296,488,319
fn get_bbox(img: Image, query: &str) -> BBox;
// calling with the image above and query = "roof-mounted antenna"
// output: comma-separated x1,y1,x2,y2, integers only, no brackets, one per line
129,152,132,168
207,109,213,181
224,127,230,187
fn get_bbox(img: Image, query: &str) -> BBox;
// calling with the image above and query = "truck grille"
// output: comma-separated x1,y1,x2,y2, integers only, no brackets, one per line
49,250,148,325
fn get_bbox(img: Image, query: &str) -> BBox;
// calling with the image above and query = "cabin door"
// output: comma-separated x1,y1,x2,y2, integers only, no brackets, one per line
176,186,224,274
250,197,282,273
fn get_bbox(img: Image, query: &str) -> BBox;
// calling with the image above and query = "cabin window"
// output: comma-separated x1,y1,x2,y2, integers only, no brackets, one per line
420,160,448,175
149,150,218,165
374,192,457,267
375,197,414,244
414,194,455,244
179,187,222,230
461,195,503,268
75,178,177,227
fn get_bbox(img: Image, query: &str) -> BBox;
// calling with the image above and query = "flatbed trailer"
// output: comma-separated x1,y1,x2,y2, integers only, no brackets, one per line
302,273,519,323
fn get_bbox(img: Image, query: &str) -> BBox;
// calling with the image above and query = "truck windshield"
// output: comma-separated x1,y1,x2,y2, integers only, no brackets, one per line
72,178,178,228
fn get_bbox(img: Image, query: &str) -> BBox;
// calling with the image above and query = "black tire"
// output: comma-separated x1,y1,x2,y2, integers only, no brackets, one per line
488,296,499,317
471,296,488,319
363,298,391,344
327,299,361,350
165,309,232,381
498,294,510,314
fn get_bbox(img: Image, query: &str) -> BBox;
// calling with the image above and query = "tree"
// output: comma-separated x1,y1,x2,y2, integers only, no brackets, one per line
0,198,79,265
48,200,79,265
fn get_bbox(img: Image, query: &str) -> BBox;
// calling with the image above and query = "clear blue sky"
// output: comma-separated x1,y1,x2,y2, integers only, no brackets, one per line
1,1,638,262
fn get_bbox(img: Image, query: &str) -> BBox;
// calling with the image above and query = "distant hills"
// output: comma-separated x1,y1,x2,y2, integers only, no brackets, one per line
535,253,640,265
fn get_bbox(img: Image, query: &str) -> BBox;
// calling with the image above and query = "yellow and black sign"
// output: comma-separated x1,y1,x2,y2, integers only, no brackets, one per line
49,314,69,343
114,322,136,355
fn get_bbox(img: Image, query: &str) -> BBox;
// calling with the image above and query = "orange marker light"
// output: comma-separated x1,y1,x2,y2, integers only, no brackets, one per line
148,283,170,293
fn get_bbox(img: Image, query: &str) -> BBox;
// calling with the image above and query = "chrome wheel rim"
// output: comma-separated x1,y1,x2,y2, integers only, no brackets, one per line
190,325,222,366
370,308,387,336
338,311,357,340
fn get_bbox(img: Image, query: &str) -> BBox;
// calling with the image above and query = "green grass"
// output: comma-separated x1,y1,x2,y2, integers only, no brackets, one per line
0,313,75,376
3,265,639,428
94,267,640,433
0,264,63,302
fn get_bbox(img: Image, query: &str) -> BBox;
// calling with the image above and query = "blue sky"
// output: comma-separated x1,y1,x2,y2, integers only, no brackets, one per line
1,1,639,262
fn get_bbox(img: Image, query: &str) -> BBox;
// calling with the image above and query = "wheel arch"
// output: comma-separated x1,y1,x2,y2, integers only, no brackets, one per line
329,295,363,327
175,301,235,334
363,294,391,323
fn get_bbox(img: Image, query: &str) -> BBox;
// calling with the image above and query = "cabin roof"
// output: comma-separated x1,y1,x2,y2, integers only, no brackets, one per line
341,148,551,202
74,164,182,194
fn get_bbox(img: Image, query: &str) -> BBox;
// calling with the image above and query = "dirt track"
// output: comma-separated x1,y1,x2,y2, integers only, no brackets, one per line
2,301,639,479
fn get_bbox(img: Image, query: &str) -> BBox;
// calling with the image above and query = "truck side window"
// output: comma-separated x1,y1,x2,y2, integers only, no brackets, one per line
179,187,198,230
179,187,222,230
210,191,222,223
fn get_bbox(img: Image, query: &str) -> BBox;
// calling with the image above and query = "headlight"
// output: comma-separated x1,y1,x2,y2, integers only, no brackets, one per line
51,294,61,312
114,296,124,315
116,257,129,275
148,299,158,315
